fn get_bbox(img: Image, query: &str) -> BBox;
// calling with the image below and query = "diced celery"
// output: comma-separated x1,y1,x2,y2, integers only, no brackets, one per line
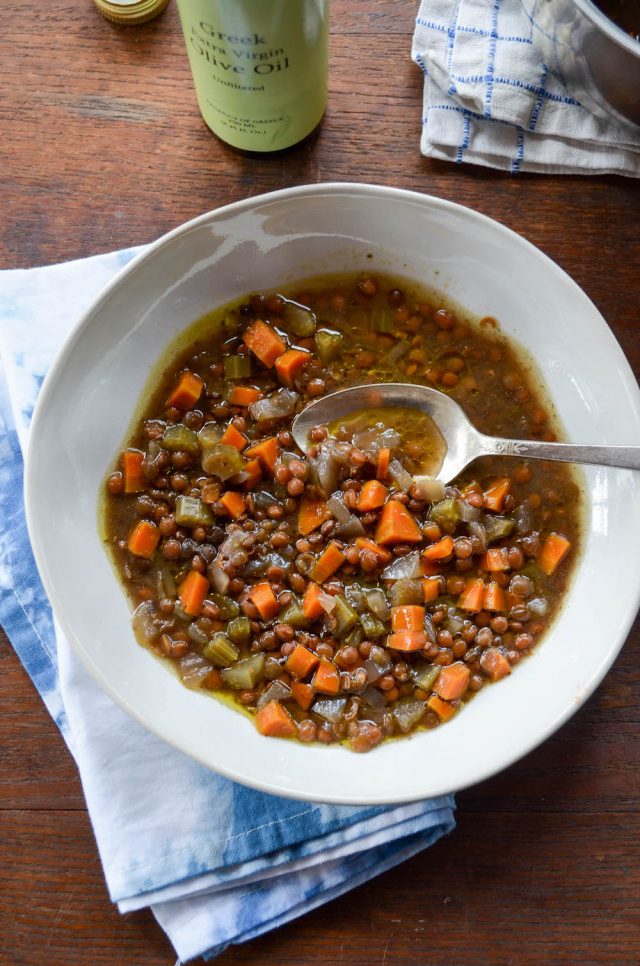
175,495,213,528
343,624,364,648
359,612,387,639
483,515,515,542
161,424,199,454
410,661,441,693
209,594,240,620
315,328,344,364
224,355,252,380
429,498,461,533
333,595,359,638
198,422,222,449
282,301,317,336
221,653,265,689
279,597,308,628
203,633,239,667
371,309,395,333
227,616,251,646
201,443,246,480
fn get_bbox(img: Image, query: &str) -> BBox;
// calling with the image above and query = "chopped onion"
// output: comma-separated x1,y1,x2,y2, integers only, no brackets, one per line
468,520,488,552
424,612,437,645
254,490,279,508
388,338,411,363
308,442,340,496
391,697,427,734
312,697,347,723
361,686,387,723
365,588,390,620
317,589,337,614
131,601,160,647
513,502,533,534
456,497,481,523
249,388,299,423
413,475,445,503
327,492,351,524
382,551,422,581
207,561,230,594
256,679,291,710
444,609,465,635
335,514,365,539
388,578,424,606
177,652,213,689
364,647,393,683
389,459,413,493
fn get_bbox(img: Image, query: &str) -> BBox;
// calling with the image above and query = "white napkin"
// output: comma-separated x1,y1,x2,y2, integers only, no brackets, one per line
0,249,456,963
412,0,640,175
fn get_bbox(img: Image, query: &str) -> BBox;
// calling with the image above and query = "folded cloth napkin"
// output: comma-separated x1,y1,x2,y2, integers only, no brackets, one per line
0,249,456,963
412,0,640,175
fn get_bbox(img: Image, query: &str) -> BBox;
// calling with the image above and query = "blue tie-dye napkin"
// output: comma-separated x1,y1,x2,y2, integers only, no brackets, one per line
0,249,456,963
412,0,640,175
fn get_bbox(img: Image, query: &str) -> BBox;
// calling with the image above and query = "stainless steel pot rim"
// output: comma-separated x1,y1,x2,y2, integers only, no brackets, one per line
574,0,640,55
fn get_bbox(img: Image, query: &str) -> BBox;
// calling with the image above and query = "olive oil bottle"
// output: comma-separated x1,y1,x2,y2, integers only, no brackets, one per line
175,0,330,153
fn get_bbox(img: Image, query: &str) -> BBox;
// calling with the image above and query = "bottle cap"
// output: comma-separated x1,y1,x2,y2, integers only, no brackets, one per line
93,0,170,25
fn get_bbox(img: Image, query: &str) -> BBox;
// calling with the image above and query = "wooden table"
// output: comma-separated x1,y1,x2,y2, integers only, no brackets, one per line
2,1,639,962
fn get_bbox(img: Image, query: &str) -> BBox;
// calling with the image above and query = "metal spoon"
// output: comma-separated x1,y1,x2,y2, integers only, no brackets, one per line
292,382,640,483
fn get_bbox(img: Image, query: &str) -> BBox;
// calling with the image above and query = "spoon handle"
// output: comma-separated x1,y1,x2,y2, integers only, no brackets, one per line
482,437,640,472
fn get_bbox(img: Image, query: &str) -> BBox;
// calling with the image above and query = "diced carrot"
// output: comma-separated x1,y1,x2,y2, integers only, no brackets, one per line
483,477,511,512
228,385,263,407
355,537,392,564
220,422,248,451
166,370,203,410
244,437,279,474
423,576,442,602
391,605,425,632
375,501,423,546
220,490,246,519
291,681,315,711
477,547,510,571
178,570,210,617
275,348,311,387
376,447,391,480
312,659,341,695
310,542,345,584
122,449,145,493
387,630,428,652
421,559,445,577
298,497,332,536
255,699,297,738
127,519,159,558
480,647,512,681
434,662,470,700
242,320,286,369
457,577,485,612
247,582,282,621
427,694,456,721
285,644,319,679
422,535,454,561
241,458,263,490
303,582,325,619
356,479,388,512
538,532,571,576
483,581,507,612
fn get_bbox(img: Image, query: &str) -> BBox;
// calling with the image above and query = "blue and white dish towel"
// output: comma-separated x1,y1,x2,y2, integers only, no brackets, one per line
412,0,640,175
0,248,456,963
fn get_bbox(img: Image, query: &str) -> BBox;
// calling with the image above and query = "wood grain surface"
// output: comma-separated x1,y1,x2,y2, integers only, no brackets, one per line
1,1,639,963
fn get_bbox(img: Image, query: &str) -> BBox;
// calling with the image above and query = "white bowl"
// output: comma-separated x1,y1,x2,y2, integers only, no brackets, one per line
25,183,640,804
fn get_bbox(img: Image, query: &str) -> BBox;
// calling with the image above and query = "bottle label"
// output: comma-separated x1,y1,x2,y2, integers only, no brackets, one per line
176,0,329,152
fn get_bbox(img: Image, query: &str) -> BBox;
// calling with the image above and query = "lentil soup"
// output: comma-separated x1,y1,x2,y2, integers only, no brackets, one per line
101,273,582,753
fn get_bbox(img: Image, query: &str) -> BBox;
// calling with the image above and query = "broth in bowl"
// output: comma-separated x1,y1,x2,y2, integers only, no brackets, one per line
102,273,582,753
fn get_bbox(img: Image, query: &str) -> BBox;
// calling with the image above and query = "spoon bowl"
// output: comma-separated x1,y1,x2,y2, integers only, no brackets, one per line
292,382,640,481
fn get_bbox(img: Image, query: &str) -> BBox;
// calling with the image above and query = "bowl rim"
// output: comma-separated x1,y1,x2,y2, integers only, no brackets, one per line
24,181,640,803
573,0,639,55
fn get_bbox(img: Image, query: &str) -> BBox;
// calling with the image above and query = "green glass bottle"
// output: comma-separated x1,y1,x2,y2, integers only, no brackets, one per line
175,0,329,153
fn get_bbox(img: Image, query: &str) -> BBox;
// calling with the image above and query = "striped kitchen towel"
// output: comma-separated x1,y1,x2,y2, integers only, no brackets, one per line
412,0,640,175
0,249,456,963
